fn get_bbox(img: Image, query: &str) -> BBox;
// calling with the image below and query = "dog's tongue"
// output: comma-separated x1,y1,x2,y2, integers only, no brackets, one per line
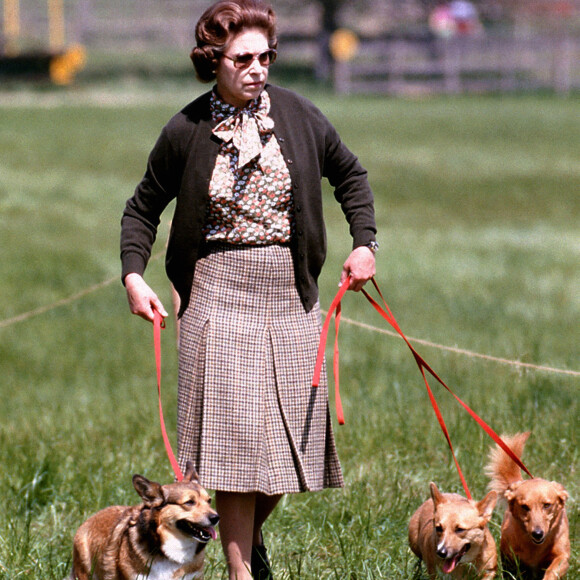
442,555,461,574
207,526,218,540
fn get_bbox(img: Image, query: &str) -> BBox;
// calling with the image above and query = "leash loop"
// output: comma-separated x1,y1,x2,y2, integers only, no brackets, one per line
312,280,349,424
153,310,184,481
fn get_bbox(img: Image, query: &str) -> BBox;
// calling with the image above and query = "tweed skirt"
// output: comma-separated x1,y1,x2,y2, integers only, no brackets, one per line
176,243,344,495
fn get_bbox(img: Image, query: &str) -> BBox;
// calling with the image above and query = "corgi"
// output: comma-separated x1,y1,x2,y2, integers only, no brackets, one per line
69,462,219,580
486,432,570,579
408,482,498,579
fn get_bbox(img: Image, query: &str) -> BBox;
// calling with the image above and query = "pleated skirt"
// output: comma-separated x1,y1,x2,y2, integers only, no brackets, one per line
176,243,344,495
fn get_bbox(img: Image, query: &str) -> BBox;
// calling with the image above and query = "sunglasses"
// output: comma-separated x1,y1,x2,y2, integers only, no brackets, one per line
222,49,277,69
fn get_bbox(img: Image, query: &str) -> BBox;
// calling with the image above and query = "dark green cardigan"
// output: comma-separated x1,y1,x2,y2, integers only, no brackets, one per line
121,84,377,315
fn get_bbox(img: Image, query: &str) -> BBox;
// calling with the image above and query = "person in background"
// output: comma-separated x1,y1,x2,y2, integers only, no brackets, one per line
120,1,378,578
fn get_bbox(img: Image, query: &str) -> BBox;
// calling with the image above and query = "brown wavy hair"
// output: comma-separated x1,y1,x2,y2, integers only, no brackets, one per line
191,0,278,83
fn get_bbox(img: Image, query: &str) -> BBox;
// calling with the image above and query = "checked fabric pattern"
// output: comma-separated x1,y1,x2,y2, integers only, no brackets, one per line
176,244,344,495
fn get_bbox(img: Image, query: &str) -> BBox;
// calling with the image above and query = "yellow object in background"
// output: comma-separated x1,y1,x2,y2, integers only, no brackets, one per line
48,0,65,51
330,29,359,62
3,0,21,55
49,44,86,85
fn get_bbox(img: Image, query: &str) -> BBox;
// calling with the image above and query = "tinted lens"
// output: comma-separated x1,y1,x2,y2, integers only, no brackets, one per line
231,49,277,68
259,49,277,66
235,53,255,67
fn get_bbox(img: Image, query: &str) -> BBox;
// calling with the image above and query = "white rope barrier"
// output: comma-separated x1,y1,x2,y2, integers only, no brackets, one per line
1,261,578,377
334,315,580,378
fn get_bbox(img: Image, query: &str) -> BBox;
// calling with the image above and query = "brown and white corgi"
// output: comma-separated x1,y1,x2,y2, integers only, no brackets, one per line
69,462,219,580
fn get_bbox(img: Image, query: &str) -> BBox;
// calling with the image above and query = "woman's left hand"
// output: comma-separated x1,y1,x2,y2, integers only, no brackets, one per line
340,246,376,292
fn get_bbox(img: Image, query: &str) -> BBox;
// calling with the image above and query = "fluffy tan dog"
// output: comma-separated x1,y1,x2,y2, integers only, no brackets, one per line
408,482,498,579
486,432,570,579
69,462,219,580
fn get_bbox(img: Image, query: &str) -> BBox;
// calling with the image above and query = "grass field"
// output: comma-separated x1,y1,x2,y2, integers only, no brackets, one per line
0,81,578,579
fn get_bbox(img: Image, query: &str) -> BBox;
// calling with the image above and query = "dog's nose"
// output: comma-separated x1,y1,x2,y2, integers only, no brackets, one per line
531,529,544,543
436,546,448,559
210,513,220,526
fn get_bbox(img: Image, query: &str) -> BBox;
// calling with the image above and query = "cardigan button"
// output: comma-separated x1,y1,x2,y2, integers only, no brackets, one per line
287,159,293,164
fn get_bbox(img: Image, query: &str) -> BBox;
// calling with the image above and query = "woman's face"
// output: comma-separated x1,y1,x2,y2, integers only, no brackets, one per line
216,28,271,108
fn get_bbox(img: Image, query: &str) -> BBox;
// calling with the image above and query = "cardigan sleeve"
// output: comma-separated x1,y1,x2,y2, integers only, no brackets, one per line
320,111,377,249
120,123,185,282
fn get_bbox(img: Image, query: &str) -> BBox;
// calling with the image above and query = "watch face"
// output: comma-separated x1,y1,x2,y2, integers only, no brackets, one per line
367,241,379,253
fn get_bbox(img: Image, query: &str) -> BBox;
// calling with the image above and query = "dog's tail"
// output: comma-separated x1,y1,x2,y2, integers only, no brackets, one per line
485,432,530,495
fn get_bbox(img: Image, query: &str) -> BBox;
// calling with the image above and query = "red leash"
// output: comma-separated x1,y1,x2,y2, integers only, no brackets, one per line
153,310,183,481
313,276,533,499
312,280,349,424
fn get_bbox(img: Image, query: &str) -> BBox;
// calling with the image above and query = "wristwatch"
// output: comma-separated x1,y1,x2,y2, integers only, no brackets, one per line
365,241,379,254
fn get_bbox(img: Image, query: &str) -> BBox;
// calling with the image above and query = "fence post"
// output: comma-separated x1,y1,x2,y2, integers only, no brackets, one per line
553,35,572,95
442,39,461,94
333,59,351,94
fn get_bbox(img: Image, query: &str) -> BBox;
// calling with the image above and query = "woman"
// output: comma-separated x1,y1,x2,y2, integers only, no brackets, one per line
120,1,378,578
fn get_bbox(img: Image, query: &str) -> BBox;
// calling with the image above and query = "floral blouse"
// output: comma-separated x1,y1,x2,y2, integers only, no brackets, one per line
203,90,294,245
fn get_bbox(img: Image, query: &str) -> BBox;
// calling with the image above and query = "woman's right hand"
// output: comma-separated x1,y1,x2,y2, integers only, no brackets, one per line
124,273,168,323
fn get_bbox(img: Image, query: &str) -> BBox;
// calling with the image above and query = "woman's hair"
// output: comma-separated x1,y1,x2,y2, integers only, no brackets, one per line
191,0,277,83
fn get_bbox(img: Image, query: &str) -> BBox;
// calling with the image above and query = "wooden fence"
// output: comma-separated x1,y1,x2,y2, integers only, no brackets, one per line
2,0,578,95
331,34,579,95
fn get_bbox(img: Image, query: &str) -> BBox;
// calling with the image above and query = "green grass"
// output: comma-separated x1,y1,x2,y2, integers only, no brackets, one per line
0,84,578,579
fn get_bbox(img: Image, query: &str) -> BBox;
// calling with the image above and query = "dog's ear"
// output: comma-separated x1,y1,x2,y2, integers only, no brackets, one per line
553,482,568,507
132,474,165,507
182,461,200,483
505,481,523,504
476,490,498,522
429,482,445,506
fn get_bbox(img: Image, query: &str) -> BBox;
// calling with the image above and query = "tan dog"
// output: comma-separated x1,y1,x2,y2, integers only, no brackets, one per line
486,432,570,579
69,462,219,580
408,482,498,579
